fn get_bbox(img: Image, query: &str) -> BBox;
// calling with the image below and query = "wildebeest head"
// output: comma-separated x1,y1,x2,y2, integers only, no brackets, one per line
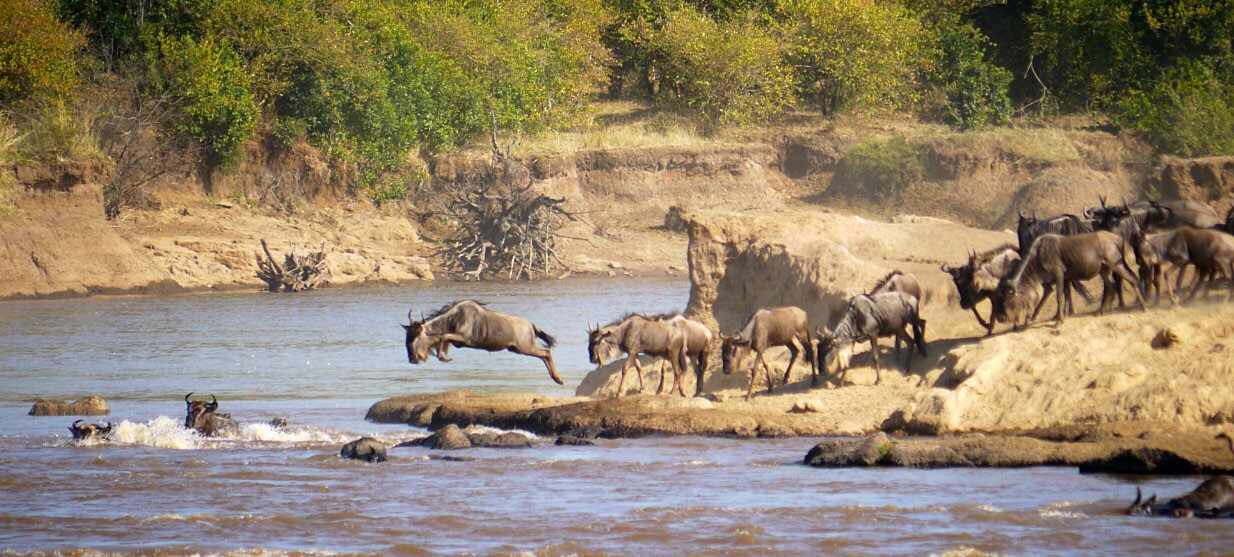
586,324,616,366
720,333,751,375
69,419,112,440
184,392,219,430
942,258,980,310
402,309,429,364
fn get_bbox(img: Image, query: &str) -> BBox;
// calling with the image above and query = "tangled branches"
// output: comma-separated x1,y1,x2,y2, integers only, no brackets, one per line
442,178,576,280
255,239,328,292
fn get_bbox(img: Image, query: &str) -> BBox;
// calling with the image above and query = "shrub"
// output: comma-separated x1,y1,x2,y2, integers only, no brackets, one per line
925,22,1012,130
149,34,257,172
0,0,85,103
626,6,795,124
1112,60,1234,157
776,0,924,115
15,98,101,161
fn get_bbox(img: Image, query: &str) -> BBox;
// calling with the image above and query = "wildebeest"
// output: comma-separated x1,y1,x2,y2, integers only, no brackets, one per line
817,292,926,387
1127,433,1234,518
943,244,1020,335
1132,227,1234,305
1016,209,1095,256
340,436,388,463
184,393,240,437
658,313,713,397
721,306,815,400
404,300,562,385
588,313,688,397
1088,197,1222,231
68,420,112,440
994,231,1146,327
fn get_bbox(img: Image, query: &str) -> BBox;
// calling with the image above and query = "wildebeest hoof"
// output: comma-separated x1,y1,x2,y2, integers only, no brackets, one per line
436,355,453,362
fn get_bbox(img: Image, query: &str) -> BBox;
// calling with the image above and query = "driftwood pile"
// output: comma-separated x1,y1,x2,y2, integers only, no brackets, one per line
255,239,328,292
442,176,576,281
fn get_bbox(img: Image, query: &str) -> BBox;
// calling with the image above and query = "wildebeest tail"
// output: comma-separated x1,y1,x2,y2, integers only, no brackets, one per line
535,327,556,348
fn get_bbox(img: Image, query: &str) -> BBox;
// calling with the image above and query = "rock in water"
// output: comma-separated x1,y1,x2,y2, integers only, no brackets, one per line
28,396,110,416
421,424,472,450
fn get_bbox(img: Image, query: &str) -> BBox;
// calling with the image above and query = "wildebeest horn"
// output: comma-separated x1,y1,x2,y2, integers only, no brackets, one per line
940,262,949,272
408,309,414,323
1018,207,1025,220
185,392,193,403
206,394,218,412
101,422,112,433
72,419,84,427
1099,195,1107,209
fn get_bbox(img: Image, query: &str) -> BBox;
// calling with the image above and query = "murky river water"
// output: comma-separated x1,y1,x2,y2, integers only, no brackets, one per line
1,278,1231,555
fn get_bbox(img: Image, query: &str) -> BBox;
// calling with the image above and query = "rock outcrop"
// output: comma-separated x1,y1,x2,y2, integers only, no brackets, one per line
28,396,110,416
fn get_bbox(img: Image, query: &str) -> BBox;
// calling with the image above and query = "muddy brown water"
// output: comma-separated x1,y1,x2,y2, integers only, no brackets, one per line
1,279,1230,555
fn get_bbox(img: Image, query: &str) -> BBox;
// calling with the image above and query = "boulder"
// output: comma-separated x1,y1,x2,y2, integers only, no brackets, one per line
28,396,110,416
421,424,472,450
340,437,388,463
469,431,532,448
805,432,892,467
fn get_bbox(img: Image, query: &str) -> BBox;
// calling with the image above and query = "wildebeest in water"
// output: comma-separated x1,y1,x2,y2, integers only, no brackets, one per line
1126,433,1234,518
721,306,815,400
184,393,240,437
404,300,562,385
68,420,112,440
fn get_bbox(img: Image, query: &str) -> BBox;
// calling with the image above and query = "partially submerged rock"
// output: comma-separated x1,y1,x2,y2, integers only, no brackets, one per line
421,424,472,450
28,396,109,416
340,437,388,463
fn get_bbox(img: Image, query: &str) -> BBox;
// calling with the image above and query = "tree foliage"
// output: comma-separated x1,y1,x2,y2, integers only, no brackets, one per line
0,0,86,103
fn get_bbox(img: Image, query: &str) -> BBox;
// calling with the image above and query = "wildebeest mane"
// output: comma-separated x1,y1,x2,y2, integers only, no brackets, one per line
973,243,1019,265
428,300,487,319
868,271,902,294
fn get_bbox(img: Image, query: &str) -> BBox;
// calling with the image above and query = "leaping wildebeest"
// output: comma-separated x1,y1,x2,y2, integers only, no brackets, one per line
184,393,240,437
404,300,562,385
721,306,815,400
69,420,112,440
943,244,1020,335
1127,433,1234,518
658,313,713,397
587,313,687,397
817,292,926,387
994,231,1146,328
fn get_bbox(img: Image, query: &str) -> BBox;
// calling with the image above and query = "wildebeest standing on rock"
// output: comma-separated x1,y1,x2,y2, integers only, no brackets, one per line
658,313,713,397
68,420,112,440
994,231,1146,328
817,292,926,387
1126,432,1234,518
404,300,562,385
587,313,688,397
943,244,1020,335
184,393,240,437
721,306,815,400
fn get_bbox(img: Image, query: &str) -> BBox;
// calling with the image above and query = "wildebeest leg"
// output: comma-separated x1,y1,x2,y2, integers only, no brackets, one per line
657,360,669,395
898,326,914,372
633,357,647,393
782,341,800,389
915,317,928,357
745,350,764,401
435,338,453,362
1026,284,1055,326
971,307,994,335
759,350,777,396
801,332,818,387
617,353,638,397
693,351,709,397
869,335,882,385
1112,260,1147,312
1160,263,1180,307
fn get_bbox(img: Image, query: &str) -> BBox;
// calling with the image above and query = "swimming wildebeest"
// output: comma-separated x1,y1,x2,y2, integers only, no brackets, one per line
404,300,562,385
817,292,926,387
943,245,1020,335
721,306,815,400
994,231,1146,328
1132,227,1234,305
340,436,388,463
184,393,240,437
658,313,713,397
68,420,112,440
1127,433,1234,518
588,313,688,397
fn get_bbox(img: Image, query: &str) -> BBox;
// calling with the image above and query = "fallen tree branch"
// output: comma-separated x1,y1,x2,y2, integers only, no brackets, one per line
255,239,329,292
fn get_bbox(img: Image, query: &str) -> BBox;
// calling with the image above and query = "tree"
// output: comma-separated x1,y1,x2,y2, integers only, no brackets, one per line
0,0,85,104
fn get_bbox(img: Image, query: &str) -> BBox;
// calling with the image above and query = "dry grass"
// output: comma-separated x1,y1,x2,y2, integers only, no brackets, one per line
0,115,22,217
16,99,102,162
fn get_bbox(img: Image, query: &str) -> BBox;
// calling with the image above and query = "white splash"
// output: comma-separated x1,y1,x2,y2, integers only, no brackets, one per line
240,422,353,444
109,416,203,449
462,424,542,440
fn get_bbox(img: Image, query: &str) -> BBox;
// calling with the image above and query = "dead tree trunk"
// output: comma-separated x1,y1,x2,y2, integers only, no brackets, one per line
255,239,328,292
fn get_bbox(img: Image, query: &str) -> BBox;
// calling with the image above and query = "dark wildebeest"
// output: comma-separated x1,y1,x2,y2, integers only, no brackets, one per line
340,436,388,463
1016,209,1095,256
68,420,112,440
817,292,926,387
943,244,1020,335
868,271,923,349
404,300,562,385
658,313,713,397
588,313,688,397
184,393,239,437
1132,227,1234,305
721,306,815,400
994,231,1146,328
1087,197,1221,232
1127,433,1234,518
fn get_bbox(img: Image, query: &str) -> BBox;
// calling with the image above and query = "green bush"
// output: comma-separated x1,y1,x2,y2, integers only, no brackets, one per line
625,6,795,124
835,136,924,199
0,0,85,104
1113,60,1234,157
927,23,1012,130
150,34,257,172
776,0,924,115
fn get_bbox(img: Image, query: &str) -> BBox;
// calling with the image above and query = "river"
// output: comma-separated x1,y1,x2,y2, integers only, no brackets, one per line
1,278,1229,555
